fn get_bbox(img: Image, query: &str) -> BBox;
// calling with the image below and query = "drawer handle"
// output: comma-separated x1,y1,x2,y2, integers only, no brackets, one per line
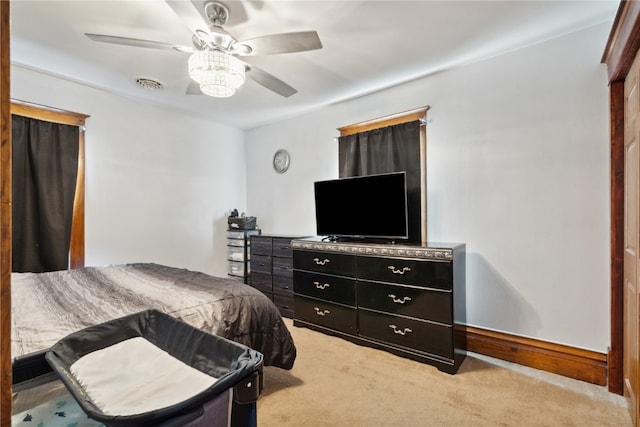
313,258,331,266
314,281,330,290
388,294,412,304
314,307,331,316
388,266,411,275
389,324,412,335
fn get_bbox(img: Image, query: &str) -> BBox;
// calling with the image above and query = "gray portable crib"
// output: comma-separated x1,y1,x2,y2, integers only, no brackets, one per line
45,309,263,427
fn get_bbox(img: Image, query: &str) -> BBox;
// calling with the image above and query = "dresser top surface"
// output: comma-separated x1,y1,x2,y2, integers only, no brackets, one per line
252,234,313,239
291,237,464,260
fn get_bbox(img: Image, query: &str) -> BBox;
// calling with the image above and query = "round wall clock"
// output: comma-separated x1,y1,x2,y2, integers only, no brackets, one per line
273,149,291,174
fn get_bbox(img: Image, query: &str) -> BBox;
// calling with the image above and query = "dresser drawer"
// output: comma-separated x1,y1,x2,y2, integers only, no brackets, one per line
227,245,247,262
293,271,356,306
294,296,357,335
274,294,294,318
358,280,452,324
272,238,294,258
273,256,294,278
357,256,453,290
251,254,272,275
227,230,248,239
293,250,356,277
227,238,246,247
250,272,272,295
228,261,245,277
273,276,294,297
359,309,453,359
251,236,273,255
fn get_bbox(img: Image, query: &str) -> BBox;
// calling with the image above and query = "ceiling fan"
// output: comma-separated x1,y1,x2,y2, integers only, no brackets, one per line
85,1,323,98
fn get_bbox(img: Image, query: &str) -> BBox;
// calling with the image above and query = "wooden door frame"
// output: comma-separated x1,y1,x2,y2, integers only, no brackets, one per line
602,0,640,395
0,0,9,423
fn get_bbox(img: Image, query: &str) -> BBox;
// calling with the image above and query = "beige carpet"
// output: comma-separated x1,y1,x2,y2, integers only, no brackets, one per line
258,319,631,427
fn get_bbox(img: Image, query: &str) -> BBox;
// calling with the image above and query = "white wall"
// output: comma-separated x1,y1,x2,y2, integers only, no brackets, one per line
11,66,247,277
245,22,612,352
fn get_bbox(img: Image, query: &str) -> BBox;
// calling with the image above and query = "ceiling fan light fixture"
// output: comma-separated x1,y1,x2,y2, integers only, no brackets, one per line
200,71,235,97
188,49,245,97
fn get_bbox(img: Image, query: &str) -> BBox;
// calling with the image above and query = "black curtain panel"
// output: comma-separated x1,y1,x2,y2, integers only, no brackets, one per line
338,120,422,242
12,115,79,272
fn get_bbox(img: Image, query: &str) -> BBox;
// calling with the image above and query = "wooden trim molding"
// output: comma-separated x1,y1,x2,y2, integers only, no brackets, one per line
464,325,608,386
602,0,640,82
608,80,625,395
69,129,85,269
10,100,89,269
601,0,640,396
10,99,88,126
338,106,430,136
0,1,10,425
419,124,427,244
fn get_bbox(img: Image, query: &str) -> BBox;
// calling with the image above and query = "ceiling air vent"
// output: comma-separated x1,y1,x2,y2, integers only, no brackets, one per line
135,77,164,90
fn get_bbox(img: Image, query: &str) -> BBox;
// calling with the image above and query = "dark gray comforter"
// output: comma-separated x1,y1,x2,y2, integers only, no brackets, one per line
12,263,296,369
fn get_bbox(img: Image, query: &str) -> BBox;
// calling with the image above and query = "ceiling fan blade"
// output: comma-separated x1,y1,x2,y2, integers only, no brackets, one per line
186,80,202,95
85,33,193,53
235,31,322,56
165,0,210,36
245,64,297,97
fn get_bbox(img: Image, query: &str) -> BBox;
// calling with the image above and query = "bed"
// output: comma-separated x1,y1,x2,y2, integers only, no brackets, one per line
11,262,297,387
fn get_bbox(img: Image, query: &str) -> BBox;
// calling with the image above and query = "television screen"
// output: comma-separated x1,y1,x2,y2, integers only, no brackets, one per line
314,172,408,240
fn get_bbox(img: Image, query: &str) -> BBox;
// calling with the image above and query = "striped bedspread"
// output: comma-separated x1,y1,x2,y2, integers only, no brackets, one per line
11,263,296,369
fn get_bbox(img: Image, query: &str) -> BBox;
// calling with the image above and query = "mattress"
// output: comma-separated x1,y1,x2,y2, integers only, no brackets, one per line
11,263,296,374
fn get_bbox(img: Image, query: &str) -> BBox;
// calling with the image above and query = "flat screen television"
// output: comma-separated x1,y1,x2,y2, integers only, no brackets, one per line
314,172,409,241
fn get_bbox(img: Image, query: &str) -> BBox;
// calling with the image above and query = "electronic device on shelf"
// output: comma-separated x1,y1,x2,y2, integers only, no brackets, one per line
313,171,408,241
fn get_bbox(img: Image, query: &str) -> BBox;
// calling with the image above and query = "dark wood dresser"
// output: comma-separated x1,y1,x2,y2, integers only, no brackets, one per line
292,238,466,374
250,234,308,318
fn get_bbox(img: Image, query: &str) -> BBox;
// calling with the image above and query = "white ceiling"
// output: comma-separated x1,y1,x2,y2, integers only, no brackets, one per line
10,0,619,130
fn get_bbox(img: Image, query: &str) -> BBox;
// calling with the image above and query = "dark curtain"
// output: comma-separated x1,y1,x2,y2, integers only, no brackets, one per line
12,115,79,272
338,120,422,242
